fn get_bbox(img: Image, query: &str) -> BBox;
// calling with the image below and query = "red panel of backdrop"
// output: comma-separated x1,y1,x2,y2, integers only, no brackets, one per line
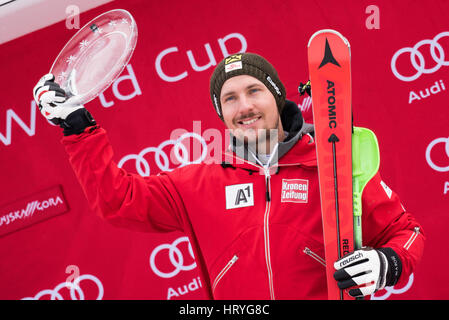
0,0,447,300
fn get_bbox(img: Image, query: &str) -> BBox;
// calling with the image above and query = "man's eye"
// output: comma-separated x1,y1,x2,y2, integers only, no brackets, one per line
225,96,235,102
249,88,260,94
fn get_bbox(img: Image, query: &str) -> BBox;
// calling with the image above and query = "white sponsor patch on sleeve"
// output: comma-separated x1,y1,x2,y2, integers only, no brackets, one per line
380,180,393,199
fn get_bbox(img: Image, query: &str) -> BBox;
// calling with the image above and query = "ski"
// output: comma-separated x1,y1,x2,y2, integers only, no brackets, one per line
307,29,354,300
352,126,380,252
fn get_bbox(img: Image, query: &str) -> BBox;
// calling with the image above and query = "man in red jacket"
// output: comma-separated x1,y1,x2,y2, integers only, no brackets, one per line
33,52,424,300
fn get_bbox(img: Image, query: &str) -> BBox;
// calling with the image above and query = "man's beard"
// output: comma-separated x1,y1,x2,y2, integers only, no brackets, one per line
231,119,281,155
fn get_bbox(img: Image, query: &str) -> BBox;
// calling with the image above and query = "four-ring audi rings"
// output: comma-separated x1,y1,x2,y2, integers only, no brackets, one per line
425,136,449,172
149,236,197,278
370,273,414,300
391,31,449,82
118,132,208,176
22,274,104,300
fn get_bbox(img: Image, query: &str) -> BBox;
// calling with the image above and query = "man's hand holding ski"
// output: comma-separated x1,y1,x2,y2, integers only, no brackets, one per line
333,247,402,298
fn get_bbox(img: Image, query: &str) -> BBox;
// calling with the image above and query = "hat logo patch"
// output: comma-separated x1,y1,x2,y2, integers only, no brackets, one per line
225,54,242,64
225,61,242,73
224,54,243,73
266,75,282,96
213,94,221,116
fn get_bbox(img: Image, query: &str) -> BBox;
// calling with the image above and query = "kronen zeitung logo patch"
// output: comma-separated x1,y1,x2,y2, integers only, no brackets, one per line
281,179,308,203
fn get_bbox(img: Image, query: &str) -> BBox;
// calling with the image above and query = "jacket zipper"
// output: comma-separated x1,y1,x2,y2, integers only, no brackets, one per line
262,166,275,300
303,247,326,267
403,227,420,250
212,255,238,294
263,167,272,202
224,150,277,299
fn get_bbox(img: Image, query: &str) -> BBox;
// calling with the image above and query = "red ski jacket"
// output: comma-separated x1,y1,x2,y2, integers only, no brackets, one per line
61,121,424,300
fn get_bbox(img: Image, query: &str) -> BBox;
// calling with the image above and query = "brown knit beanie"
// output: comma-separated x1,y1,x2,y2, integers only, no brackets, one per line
209,52,286,121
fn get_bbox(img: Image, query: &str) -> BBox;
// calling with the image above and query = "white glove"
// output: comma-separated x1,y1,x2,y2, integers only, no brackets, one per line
333,247,402,298
33,73,84,124
33,74,96,135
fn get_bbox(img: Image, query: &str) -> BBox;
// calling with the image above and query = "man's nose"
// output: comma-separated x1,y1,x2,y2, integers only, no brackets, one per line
237,95,254,115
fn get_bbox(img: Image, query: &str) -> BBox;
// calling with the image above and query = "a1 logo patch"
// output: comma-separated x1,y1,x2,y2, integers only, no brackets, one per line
225,183,254,210
281,179,309,203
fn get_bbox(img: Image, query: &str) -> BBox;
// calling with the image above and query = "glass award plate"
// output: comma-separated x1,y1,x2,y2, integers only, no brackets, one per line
50,9,138,106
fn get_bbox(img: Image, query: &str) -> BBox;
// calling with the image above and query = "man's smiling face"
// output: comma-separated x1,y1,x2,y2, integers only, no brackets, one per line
220,75,284,147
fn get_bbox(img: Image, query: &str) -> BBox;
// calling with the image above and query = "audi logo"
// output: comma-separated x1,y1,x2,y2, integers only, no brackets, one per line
370,273,414,300
425,136,449,172
391,31,449,82
149,236,197,278
22,274,104,300
118,132,208,176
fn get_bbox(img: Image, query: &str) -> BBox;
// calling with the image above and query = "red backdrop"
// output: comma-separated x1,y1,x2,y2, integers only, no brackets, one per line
0,0,447,300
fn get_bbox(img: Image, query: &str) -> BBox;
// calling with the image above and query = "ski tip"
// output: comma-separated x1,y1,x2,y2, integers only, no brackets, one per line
307,29,350,48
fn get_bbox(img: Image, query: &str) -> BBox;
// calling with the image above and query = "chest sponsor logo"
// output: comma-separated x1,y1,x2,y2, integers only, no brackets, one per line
225,183,254,209
281,179,309,203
